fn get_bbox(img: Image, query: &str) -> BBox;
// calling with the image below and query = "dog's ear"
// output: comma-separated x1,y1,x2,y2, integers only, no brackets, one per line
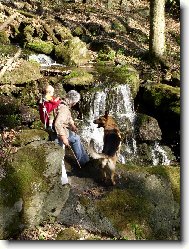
104,110,109,118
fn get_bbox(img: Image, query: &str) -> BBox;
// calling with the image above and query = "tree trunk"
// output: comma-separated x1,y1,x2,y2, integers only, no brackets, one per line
149,0,166,60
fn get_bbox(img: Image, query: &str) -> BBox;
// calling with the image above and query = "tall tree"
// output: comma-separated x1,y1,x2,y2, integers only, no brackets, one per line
149,0,166,61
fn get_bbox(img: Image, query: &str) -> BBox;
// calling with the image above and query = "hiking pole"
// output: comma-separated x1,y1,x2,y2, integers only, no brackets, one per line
68,145,81,168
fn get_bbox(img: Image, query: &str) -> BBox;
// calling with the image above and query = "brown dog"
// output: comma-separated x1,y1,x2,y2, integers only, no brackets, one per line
89,111,121,185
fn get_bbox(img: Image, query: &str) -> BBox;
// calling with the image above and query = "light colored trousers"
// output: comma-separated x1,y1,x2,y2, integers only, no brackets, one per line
54,130,89,185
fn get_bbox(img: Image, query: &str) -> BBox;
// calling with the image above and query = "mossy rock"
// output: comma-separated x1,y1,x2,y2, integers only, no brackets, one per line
96,188,152,239
0,140,68,239
96,164,180,240
96,64,140,98
0,44,20,58
64,68,94,85
13,129,49,146
54,37,92,66
73,26,85,37
26,39,54,55
54,25,73,42
0,95,22,128
18,82,41,106
135,113,162,141
0,59,42,84
141,83,180,116
23,25,35,43
98,47,116,62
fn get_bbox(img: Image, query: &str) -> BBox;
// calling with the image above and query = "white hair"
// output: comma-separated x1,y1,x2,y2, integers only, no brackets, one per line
45,85,54,95
66,90,80,104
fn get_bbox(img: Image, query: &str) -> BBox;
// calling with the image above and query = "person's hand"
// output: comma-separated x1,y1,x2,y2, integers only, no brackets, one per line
60,135,70,147
71,124,78,133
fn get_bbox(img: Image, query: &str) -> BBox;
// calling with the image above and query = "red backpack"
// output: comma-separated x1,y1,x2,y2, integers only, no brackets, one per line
38,97,61,128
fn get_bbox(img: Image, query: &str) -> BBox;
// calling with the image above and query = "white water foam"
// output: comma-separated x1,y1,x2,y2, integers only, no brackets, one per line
151,141,171,166
28,54,62,67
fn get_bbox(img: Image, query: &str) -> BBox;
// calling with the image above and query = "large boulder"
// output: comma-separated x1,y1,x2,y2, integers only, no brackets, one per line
135,113,162,142
0,129,69,239
96,64,140,98
57,162,180,240
0,59,42,85
55,37,92,66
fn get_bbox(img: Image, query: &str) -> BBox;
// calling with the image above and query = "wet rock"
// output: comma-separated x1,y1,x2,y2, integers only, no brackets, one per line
135,113,162,142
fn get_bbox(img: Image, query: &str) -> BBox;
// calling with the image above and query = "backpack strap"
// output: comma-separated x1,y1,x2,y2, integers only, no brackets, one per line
42,101,49,129
38,96,49,129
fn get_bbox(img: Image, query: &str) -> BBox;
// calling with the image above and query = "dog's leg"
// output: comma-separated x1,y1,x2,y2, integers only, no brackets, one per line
108,159,116,185
101,159,108,183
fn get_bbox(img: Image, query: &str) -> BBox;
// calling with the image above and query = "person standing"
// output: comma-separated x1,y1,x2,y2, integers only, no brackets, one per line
54,90,89,185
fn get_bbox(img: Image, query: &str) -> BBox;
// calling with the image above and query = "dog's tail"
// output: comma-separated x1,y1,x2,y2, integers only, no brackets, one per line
88,139,107,159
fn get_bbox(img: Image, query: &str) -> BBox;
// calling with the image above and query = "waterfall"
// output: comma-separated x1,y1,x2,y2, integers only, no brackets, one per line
151,142,171,166
81,91,106,153
28,54,62,67
90,91,106,120
112,85,136,125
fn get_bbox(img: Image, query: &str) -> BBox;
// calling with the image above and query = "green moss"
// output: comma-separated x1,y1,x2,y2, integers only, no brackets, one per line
146,166,180,203
0,31,10,44
26,39,54,54
0,145,47,207
73,26,84,36
0,114,21,128
96,188,151,239
54,43,65,60
13,129,49,146
169,102,180,115
79,195,90,207
54,25,73,41
111,20,126,32
0,44,19,57
135,113,149,126
144,84,180,107
64,69,94,85
98,49,116,61
96,64,139,97
23,25,35,43
117,164,180,203
1,59,42,84
142,84,180,119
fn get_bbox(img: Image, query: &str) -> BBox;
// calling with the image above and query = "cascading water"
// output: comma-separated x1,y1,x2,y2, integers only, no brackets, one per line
81,91,106,153
28,54,62,67
151,141,171,166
